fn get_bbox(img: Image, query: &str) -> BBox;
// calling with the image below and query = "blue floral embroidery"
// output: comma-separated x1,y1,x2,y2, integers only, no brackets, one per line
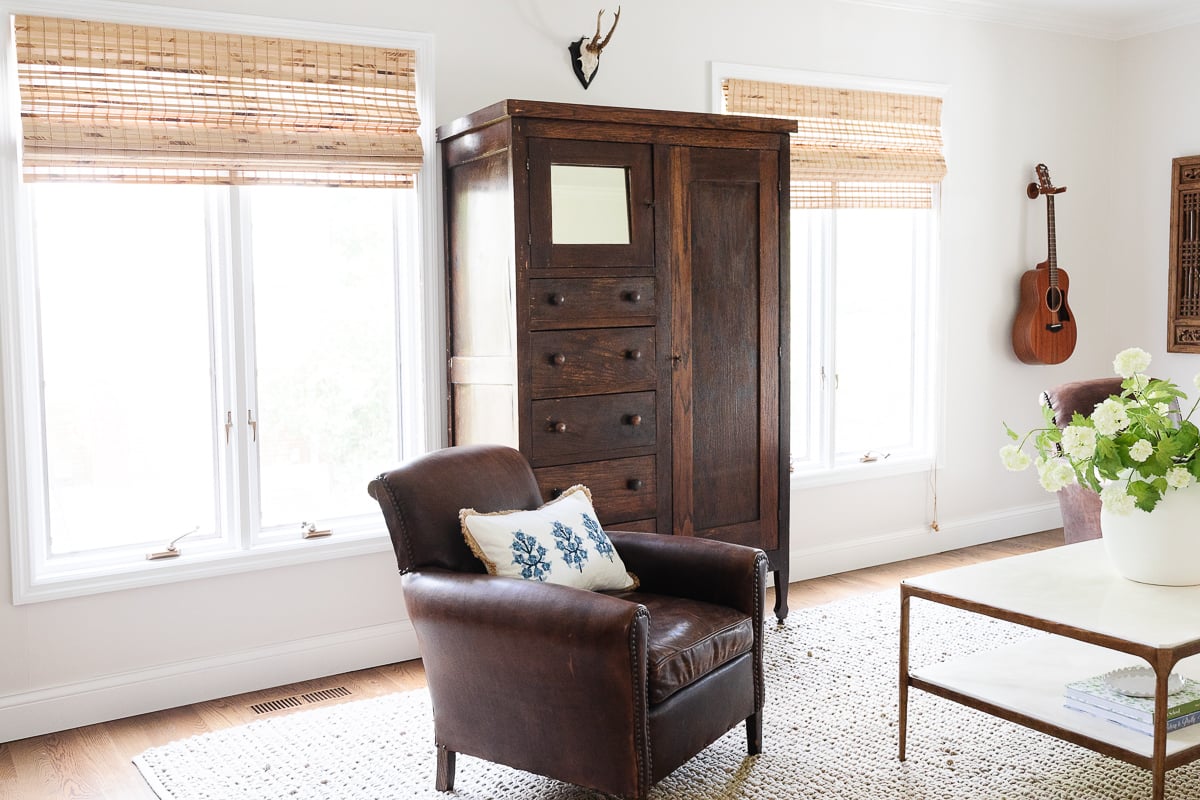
582,513,614,561
552,520,589,572
510,530,551,581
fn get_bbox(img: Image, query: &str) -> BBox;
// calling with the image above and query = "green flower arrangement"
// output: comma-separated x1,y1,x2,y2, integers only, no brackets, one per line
1001,347,1200,514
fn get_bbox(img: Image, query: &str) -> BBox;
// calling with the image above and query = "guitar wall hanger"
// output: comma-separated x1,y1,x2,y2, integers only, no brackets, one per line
1026,176,1066,200
1012,163,1078,365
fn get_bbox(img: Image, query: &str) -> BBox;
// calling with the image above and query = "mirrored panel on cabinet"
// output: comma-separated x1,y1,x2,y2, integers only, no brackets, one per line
549,165,631,245
528,139,653,269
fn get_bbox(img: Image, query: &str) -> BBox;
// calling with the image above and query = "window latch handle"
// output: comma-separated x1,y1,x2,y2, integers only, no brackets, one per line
225,411,233,444
247,410,257,442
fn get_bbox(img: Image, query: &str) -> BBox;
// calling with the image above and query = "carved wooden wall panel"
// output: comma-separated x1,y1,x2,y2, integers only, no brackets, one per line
1169,155,1200,353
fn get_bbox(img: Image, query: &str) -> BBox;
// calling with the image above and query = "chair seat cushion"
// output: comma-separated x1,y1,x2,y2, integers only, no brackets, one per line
613,591,754,704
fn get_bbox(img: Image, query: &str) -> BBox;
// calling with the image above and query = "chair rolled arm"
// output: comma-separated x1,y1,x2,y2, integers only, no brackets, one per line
606,530,767,619
402,568,647,646
401,569,651,789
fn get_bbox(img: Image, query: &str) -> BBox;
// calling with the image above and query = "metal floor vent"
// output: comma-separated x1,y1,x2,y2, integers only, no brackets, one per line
249,685,351,715
301,686,352,704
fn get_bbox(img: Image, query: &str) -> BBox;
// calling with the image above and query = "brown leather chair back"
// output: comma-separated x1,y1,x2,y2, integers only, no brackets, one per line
1042,377,1124,427
368,444,543,574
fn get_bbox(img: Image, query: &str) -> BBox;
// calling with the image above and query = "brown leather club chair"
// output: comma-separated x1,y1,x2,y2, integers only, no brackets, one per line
1042,377,1124,544
368,444,769,800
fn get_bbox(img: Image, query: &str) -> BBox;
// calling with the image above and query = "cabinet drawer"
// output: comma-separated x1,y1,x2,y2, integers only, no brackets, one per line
611,518,657,533
531,327,655,398
531,391,655,460
529,277,655,329
534,456,656,525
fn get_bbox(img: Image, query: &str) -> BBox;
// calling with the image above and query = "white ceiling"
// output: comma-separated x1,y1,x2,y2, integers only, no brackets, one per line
840,0,1200,39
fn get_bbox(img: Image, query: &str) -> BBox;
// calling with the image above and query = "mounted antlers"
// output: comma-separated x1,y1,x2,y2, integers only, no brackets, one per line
569,7,621,90
587,7,620,56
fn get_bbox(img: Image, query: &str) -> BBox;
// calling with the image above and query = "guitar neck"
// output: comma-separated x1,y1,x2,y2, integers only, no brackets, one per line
1046,194,1058,286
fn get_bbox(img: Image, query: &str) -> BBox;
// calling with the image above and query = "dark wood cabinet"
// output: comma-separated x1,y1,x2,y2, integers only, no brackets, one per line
439,100,793,619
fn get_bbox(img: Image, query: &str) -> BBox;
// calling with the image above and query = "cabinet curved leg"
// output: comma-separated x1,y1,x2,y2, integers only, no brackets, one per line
773,565,789,622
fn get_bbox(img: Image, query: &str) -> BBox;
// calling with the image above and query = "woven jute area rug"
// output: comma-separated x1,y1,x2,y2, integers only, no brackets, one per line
134,590,1200,799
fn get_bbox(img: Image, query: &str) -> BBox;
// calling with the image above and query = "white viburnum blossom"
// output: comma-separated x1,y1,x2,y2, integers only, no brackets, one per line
1037,457,1076,492
1155,403,1172,417
1113,347,1152,379
999,444,1031,472
1091,398,1131,436
1060,425,1097,460
1128,439,1154,462
1167,467,1194,490
1100,484,1137,515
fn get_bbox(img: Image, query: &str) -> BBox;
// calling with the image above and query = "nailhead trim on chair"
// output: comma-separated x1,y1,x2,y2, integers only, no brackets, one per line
753,551,768,710
375,477,418,575
629,604,651,798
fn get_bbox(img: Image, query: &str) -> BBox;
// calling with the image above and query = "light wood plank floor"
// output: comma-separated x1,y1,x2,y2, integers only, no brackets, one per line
0,530,1062,800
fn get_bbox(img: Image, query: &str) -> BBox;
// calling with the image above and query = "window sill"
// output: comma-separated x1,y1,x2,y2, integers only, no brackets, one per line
790,454,935,490
14,527,394,605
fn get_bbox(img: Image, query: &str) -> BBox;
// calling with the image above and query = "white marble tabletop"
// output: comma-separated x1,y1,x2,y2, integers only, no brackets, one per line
902,539,1200,650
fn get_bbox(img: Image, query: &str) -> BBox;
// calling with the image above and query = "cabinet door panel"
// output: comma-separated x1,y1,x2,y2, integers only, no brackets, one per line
671,147,781,549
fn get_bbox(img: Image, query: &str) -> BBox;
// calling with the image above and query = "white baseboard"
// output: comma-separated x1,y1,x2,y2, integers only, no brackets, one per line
0,619,420,743
787,501,1062,582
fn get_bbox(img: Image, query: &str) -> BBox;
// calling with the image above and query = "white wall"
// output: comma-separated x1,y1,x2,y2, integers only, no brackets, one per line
0,0,1141,741
1113,25,1200,388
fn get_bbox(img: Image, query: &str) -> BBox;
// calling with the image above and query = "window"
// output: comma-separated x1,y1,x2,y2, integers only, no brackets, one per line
791,204,938,471
2,8,439,602
716,66,945,482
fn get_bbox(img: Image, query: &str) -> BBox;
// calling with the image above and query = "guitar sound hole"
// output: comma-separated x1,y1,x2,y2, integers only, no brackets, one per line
1044,287,1063,313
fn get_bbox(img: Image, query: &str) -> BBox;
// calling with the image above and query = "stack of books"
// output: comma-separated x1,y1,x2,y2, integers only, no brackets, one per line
1065,671,1200,735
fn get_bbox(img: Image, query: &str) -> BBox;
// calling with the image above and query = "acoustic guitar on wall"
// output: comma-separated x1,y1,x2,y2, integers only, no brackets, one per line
1012,163,1077,365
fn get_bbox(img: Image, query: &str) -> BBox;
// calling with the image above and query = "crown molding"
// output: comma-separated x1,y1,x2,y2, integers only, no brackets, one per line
837,0,1200,41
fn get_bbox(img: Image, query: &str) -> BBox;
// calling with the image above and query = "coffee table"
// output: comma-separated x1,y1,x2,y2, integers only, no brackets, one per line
899,539,1200,799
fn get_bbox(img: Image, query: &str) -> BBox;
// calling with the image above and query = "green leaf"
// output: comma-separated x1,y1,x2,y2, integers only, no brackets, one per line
1091,437,1123,477
1128,479,1164,513
1175,421,1199,453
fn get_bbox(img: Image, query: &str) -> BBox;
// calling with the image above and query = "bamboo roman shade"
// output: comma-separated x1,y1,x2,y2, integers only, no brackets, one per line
13,15,423,186
723,78,946,209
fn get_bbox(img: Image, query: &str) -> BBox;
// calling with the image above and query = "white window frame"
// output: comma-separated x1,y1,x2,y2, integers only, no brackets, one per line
711,62,946,489
1,0,444,604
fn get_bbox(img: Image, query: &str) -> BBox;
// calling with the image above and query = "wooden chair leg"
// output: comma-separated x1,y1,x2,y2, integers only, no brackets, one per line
436,745,456,791
745,711,762,755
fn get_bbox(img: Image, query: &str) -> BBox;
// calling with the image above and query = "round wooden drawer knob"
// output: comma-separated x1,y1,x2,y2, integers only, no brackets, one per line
552,352,567,366
625,414,642,427
626,479,644,491
550,487,564,499
549,293,566,306
623,290,642,303
552,421,568,434
625,349,642,361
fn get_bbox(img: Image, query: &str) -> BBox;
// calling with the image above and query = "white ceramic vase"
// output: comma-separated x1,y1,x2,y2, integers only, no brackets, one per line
1100,482,1200,586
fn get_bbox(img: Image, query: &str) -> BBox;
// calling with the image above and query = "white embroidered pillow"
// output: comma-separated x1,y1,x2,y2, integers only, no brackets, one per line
460,485,637,591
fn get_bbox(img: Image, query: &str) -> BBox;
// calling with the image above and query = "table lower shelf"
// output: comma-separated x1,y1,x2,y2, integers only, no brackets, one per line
911,634,1200,761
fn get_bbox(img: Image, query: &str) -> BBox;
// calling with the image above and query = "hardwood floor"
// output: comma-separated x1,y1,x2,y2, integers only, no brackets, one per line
0,530,1062,800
